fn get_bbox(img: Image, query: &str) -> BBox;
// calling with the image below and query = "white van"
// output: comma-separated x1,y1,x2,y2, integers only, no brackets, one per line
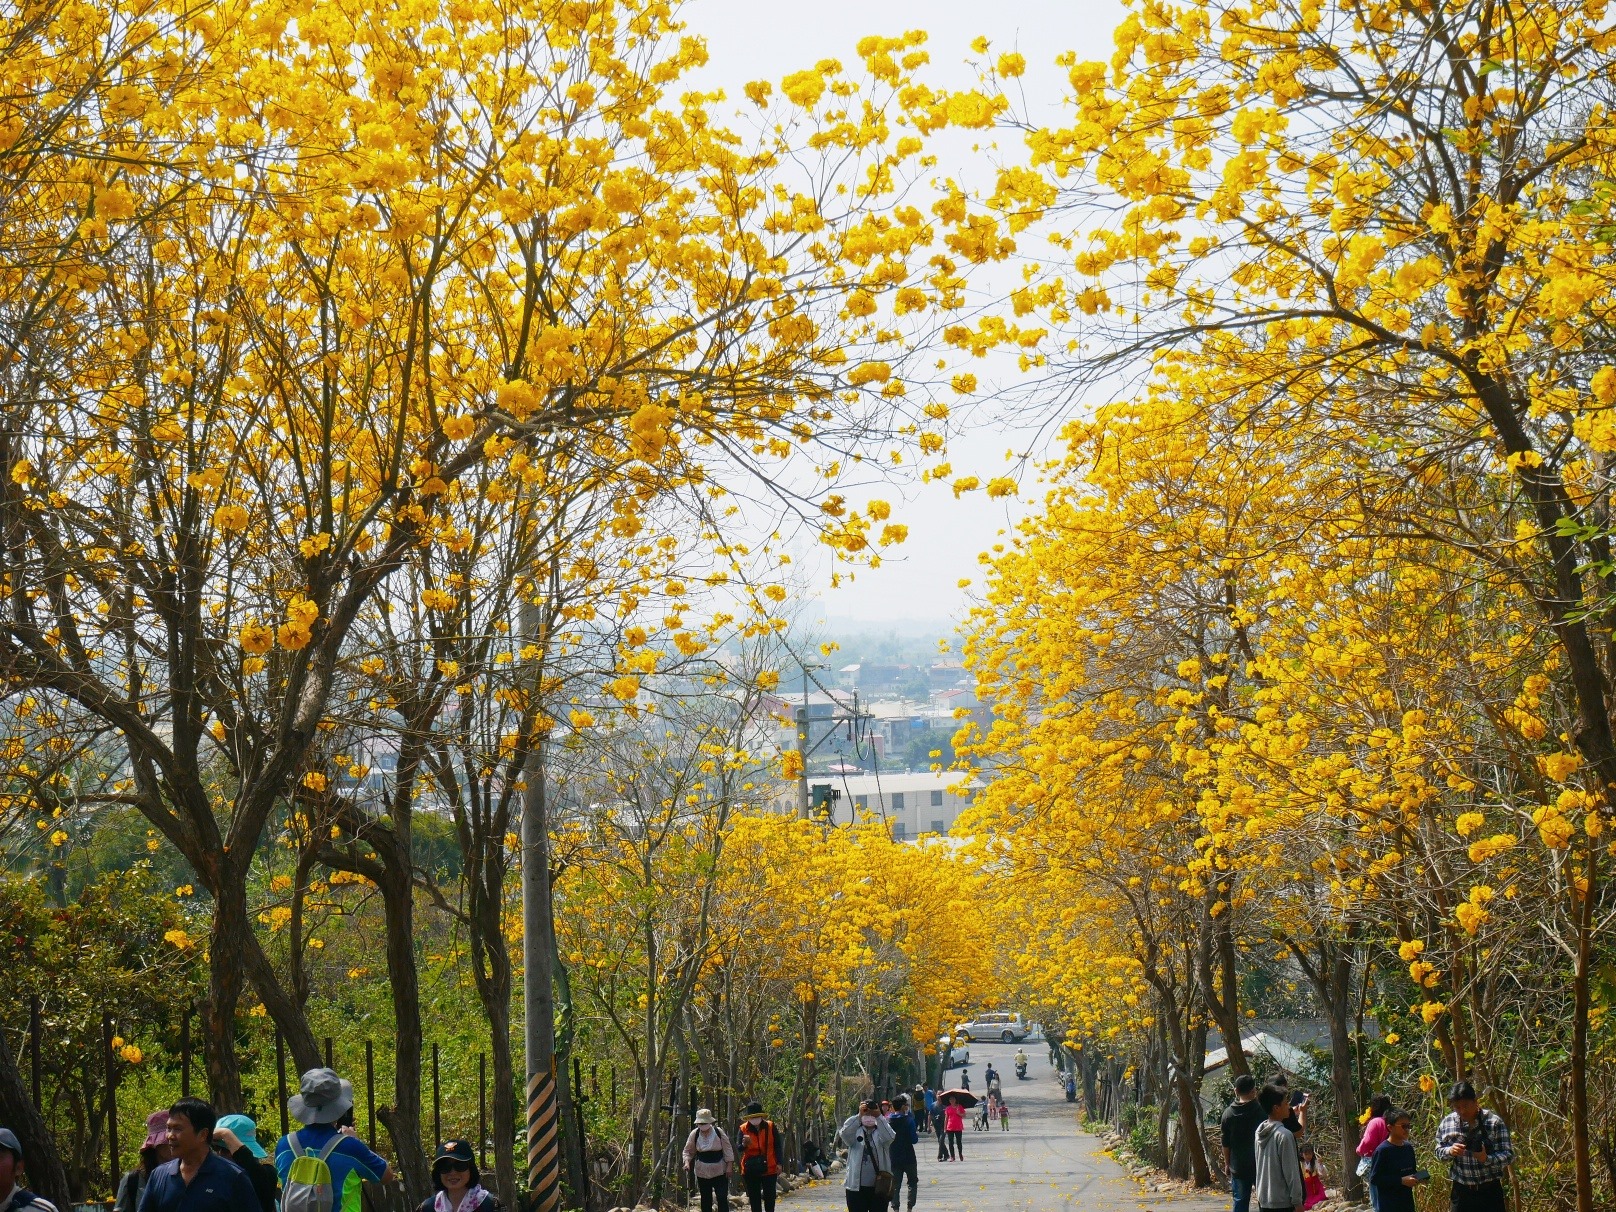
953,1012,1030,1043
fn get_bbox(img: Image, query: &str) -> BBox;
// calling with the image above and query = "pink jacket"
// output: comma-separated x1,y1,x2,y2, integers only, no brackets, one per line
1356,1116,1388,1157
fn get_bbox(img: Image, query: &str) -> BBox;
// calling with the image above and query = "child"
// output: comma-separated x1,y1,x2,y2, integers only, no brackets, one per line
1368,1109,1428,1212
998,1099,1010,1131
1254,1083,1305,1212
1300,1142,1326,1210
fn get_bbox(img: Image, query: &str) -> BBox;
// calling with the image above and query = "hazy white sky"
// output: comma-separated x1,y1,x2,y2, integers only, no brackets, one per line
685,0,1128,629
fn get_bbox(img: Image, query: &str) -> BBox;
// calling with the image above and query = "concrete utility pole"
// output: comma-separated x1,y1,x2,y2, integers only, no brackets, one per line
518,563,587,1212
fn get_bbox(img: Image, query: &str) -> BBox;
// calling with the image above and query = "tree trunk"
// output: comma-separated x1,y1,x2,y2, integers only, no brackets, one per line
0,1022,70,1209
487,984,519,1206
204,878,250,1110
1571,838,1597,1212
377,858,431,1206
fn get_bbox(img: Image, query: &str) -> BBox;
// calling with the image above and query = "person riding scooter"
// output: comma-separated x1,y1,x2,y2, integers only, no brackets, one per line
1013,1048,1029,1079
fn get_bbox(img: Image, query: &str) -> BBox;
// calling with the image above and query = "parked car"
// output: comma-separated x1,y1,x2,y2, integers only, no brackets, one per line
953,1011,1030,1043
937,1035,971,1069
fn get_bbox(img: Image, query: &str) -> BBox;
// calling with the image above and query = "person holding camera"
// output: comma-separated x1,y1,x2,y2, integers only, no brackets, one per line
1436,1081,1511,1212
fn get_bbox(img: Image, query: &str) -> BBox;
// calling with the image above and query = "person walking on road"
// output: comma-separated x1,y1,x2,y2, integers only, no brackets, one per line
1220,1074,1263,1212
738,1102,783,1212
683,1109,734,1212
1355,1096,1393,1212
0,1127,60,1212
1436,1081,1511,1212
1253,1084,1304,1212
931,1098,947,1162
839,1100,895,1212
1368,1109,1428,1212
115,1112,174,1212
884,1096,919,1212
941,1098,965,1162
419,1139,502,1212
137,1098,258,1212
274,1067,392,1212
997,1100,1010,1132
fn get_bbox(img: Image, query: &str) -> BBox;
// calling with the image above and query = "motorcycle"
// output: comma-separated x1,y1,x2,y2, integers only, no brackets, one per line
1014,1061,1028,1080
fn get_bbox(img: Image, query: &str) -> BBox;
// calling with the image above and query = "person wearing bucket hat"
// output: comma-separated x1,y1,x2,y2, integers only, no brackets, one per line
0,1128,60,1212
419,1140,502,1212
274,1069,392,1212
737,1103,782,1212
213,1114,278,1212
114,1112,174,1212
682,1109,734,1212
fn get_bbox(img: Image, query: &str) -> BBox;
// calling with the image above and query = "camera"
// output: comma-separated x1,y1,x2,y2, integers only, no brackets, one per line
1289,1091,1308,1108
1463,1126,1487,1154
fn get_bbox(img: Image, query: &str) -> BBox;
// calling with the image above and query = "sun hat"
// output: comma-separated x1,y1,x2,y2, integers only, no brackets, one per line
693,1108,717,1125
431,1139,480,1191
742,1102,764,1116
0,1128,21,1160
217,1113,268,1159
287,1068,355,1125
433,1139,476,1168
141,1110,170,1150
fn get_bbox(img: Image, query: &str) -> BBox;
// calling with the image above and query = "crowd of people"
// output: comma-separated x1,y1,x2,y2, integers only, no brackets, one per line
1220,1074,1512,1212
0,1057,1047,1212
0,1066,498,1212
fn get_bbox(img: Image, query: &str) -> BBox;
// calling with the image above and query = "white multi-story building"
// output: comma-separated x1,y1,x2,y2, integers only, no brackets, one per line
802,771,978,839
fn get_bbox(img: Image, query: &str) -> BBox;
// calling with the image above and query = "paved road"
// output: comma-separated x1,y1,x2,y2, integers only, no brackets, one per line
787,1042,1227,1212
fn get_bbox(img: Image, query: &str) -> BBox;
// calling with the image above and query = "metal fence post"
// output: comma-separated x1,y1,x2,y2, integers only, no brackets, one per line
478,1053,487,1168
28,996,41,1111
366,1039,377,1145
276,1030,290,1137
103,1013,119,1187
431,1042,441,1147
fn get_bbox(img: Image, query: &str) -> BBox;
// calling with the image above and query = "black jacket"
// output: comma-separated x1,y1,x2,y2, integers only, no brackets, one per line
1220,1098,1265,1182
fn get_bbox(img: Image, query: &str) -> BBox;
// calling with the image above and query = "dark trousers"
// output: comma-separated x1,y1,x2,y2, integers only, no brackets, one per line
934,1120,947,1159
846,1188,883,1212
697,1175,728,1212
945,1129,962,1160
1450,1181,1507,1212
744,1173,777,1212
890,1161,918,1210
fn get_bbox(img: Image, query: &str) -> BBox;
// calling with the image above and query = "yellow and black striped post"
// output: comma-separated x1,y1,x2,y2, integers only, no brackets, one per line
526,1065,562,1212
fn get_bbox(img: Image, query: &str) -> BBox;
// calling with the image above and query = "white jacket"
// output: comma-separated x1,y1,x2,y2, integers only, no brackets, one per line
839,1115,895,1192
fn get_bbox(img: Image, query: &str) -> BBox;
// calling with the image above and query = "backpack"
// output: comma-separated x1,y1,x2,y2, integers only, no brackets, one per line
281,1130,345,1212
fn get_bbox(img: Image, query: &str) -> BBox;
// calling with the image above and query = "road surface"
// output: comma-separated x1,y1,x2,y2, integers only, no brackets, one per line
787,1042,1228,1212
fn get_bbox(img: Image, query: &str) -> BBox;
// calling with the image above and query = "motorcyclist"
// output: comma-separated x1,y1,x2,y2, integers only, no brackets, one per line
1013,1048,1029,1078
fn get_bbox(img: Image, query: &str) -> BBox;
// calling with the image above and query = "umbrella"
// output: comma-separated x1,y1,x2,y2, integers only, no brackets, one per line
938,1088,979,1108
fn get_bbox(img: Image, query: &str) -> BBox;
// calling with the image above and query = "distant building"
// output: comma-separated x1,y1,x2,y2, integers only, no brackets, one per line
792,771,978,839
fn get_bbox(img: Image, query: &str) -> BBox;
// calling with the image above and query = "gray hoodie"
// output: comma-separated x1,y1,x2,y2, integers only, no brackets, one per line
1253,1118,1304,1211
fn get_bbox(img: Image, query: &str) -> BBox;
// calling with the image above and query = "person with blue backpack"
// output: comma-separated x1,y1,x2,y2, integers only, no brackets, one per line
274,1068,391,1212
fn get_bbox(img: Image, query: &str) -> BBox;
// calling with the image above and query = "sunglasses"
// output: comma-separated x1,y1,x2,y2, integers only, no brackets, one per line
439,1160,472,1173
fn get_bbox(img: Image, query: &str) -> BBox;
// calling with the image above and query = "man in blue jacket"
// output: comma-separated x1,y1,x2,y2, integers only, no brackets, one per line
137,1099,258,1212
886,1095,920,1212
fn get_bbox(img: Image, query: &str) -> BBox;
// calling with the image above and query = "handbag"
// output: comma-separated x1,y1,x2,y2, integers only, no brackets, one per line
1356,1155,1372,1180
743,1122,772,1178
861,1129,893,1197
